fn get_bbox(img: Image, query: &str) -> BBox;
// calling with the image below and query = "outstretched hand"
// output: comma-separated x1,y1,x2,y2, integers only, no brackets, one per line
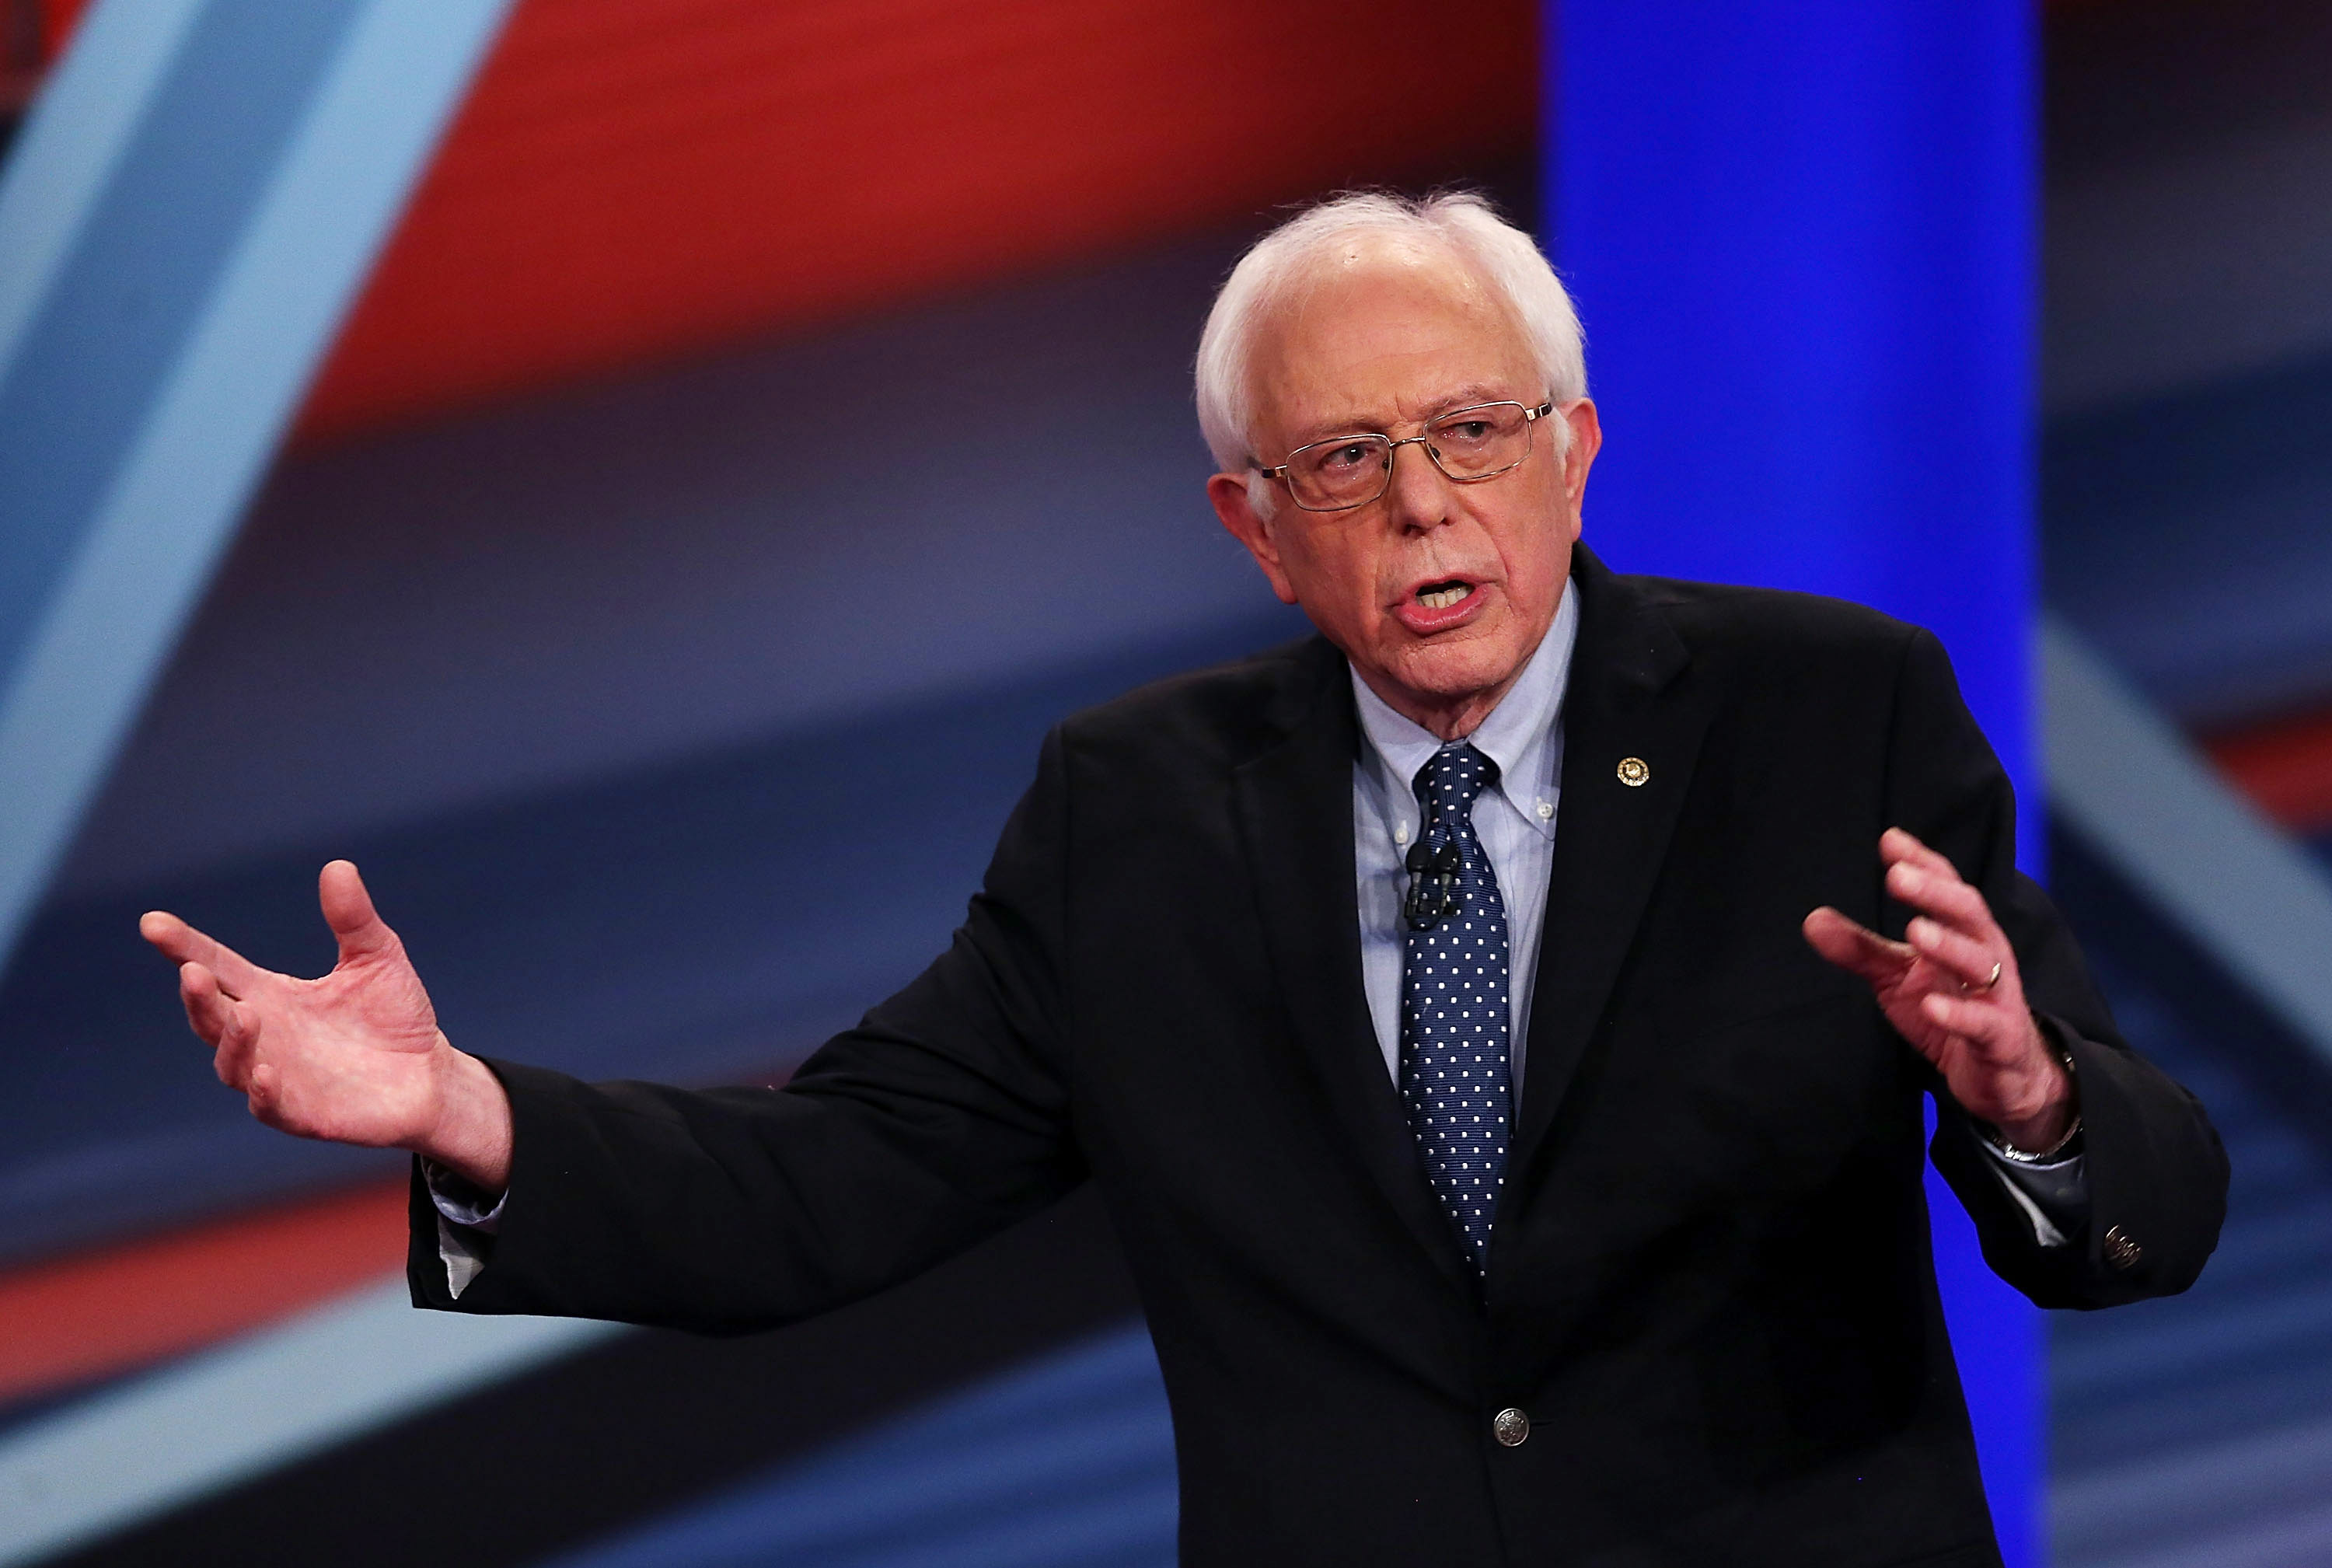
1803,829,2075,1152
140,861,513,1192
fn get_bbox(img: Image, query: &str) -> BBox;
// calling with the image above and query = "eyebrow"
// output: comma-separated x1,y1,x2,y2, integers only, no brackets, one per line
1286,383,1518,448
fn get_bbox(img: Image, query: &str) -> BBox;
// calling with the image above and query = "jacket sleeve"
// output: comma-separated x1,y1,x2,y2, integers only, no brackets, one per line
1882,627,2229,1310
408,727,1084,1334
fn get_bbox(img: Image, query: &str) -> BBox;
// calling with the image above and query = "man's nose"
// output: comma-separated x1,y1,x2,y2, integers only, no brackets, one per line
1383,438,1455,529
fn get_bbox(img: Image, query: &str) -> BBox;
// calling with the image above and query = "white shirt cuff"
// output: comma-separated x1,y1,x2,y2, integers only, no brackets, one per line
421,1158,506,1231
421,1159,504,1300
1977,1139,2089,1249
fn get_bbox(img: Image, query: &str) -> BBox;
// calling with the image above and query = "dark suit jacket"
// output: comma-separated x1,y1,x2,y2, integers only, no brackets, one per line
411,547,2226,1567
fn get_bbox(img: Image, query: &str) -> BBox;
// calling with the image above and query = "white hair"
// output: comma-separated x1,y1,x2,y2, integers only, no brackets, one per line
1194,190,1587,499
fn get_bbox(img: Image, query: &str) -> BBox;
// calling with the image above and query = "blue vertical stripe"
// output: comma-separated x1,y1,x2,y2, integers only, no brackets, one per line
1550,3,2042,1560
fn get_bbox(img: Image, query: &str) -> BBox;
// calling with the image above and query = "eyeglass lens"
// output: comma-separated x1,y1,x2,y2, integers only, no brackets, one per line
1285,403,1534,511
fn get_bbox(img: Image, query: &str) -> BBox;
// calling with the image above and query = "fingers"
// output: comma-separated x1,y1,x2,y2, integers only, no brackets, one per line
1880,826,1955,878
1880,829,2024,992
318,861,396,964
1883,843,1996,945
245,1060,283,1123
178,960,232,1043
1906,916,2002,994
1823,833,2020,1000
1917,988,2027,1059
180,961,261,1086
1802,906,1915,983
139,910,266,998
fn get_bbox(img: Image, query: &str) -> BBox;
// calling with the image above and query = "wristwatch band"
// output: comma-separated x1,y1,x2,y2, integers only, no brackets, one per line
1982,1036,2082,1164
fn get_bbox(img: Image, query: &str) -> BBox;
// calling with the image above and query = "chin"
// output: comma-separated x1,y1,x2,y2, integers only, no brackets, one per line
1389,635,1524,705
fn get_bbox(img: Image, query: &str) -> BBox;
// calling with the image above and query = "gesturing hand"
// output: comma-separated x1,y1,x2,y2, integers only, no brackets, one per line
140,861,513,1192
1803,829,2076,1152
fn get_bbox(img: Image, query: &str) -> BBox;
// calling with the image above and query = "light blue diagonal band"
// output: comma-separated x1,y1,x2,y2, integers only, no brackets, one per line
0,0,517,975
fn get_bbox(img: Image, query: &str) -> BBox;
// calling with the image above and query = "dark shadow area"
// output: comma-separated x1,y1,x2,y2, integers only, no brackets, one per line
2046,0,2332,183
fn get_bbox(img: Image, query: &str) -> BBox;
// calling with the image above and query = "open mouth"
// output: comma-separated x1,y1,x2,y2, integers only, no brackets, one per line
1395,575,1488,634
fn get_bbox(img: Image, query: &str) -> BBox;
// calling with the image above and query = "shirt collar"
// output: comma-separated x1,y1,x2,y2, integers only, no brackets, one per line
1349,578,1579,839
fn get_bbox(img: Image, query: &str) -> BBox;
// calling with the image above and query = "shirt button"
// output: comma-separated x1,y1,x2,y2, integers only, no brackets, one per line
1394,822,1410,846
1492,1407,1531,1447
1535,801,1553,819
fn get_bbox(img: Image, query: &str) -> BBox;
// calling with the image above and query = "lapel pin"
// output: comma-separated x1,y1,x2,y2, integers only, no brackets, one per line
1616,756,1650,787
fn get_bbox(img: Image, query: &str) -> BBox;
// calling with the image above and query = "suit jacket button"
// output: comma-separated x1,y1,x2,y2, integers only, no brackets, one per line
2103,1224,2142,1270
1493,1408,1531,1447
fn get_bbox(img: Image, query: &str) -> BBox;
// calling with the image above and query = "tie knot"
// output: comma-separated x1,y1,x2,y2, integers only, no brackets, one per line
1414,742,1496,820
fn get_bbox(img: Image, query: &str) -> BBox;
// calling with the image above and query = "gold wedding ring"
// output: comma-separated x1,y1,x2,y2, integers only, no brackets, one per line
1960,961,2003,997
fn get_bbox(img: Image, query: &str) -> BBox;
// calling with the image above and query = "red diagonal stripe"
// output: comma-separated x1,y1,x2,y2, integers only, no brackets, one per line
2203,706,2332,835
292,0,1540,441
0,1179,409,1407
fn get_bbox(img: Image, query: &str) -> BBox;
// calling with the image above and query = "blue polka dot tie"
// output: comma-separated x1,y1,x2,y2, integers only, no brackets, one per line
1400,742,1511,1273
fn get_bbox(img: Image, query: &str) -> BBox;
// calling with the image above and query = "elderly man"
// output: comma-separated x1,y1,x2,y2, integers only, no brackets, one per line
143,193,2223,1566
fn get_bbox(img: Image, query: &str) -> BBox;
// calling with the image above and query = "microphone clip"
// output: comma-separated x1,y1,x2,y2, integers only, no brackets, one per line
1403,839,1462,931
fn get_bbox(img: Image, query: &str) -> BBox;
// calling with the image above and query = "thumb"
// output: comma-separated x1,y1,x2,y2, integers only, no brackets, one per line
1803,906,1913,985
319,860,396,963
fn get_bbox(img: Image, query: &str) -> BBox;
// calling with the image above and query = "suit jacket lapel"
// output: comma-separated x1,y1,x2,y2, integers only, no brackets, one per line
1231,641,1476,1296
1510,549,1711,1182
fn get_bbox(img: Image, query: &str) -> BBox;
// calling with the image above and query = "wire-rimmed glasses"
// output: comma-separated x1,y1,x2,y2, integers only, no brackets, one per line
1255,398,1557,513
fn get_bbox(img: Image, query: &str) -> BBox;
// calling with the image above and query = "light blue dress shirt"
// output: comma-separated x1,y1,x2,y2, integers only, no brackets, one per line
1351,582,1577,1103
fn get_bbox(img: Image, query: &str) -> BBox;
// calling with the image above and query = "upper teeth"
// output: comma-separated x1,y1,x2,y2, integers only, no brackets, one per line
1418,585,1467,609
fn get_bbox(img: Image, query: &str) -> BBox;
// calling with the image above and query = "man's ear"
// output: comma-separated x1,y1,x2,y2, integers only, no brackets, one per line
1557,399,1602,540
1207,471,1300,606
